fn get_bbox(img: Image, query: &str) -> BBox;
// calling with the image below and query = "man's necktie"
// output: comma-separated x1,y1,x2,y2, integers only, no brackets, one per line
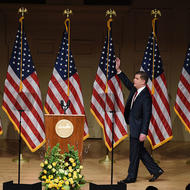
130,91,138,109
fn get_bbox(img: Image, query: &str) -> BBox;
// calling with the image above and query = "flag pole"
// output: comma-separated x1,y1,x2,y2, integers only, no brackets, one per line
99,9,116,164
106,9,117,185
63,9,72,97
15,7,28,185
18,7,27,93
105,9,116,93
151,9,161,95
99,9,117,185
150,9,161,163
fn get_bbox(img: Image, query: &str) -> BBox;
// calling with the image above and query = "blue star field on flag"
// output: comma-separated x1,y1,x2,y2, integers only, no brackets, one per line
99,29,116,80
141,33,164,80
183,46,190,74
10,25,35,80
55,31,77,81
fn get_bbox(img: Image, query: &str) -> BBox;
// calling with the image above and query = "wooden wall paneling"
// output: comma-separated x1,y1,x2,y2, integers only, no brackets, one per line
1,4,190,142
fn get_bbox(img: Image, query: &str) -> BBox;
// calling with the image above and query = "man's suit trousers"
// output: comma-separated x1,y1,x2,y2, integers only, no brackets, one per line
128,137,161,179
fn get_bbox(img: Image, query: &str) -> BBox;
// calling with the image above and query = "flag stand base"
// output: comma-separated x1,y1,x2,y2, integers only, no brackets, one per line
12,154,29,163
89,182,126,190
3,181,41,190
99,154,111,164
99,154,115,164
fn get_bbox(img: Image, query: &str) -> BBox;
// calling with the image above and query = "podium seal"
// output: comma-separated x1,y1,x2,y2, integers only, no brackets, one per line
55,119,74,138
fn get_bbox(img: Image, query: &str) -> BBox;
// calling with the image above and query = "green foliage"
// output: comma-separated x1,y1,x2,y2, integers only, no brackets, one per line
39,144,85,190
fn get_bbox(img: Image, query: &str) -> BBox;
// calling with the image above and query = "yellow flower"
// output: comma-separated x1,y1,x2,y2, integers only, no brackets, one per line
69,158,74,163
73,175,77,179
48,175,53,179
69,178,74,184
41,175,46,180
69,168,73,172
73,171,77,175
48,183,53,188
39,145,86,188
45,179,50,183
65,181,69,185
52,168,56,173
44,160,48,165
54,183,58,188
54,178,59,183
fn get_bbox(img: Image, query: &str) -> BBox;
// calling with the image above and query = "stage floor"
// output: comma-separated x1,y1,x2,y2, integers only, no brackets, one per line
0,139,190,190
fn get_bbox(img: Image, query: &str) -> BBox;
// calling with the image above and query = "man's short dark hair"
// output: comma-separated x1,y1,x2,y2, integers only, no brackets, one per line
135,71,149,84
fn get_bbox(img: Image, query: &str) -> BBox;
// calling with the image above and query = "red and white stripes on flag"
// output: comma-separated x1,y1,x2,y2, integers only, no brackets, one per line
2,17,45,152
141,31,172,149
174,46,190,133
90,18,128,151
44,18,89,139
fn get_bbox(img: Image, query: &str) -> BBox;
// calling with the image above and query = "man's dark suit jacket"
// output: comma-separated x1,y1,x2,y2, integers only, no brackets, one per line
118,72,152,139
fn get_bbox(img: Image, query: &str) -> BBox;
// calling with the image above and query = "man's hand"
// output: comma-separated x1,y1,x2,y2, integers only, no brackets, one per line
139,133,146,142
115,57,121,73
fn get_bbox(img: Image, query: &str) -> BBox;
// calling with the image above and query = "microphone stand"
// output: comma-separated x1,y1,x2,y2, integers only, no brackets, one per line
110,110,115,185
18,109,24,184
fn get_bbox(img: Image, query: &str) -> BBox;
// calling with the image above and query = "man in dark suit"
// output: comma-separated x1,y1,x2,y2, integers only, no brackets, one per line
116,58,164,183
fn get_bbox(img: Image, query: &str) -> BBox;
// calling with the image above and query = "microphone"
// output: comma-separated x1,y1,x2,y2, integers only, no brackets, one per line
60,100,64,108
60,99,70,114
67,100,70,107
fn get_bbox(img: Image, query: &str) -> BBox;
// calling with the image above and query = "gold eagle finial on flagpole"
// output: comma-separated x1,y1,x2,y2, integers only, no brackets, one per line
151,9,161,18
150,9,161,95
18,7,28,16
63,9,73,18
106,9,117,18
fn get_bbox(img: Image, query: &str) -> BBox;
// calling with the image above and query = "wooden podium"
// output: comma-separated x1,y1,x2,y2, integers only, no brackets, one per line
44,114,85,159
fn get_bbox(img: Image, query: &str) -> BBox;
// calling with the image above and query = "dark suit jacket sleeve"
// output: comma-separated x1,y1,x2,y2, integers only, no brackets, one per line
141,95,152,135
118,72,133,90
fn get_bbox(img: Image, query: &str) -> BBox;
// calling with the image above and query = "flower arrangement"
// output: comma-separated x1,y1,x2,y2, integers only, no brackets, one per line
39,144,86,190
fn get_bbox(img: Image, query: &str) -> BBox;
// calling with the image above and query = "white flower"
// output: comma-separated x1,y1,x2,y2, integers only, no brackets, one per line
59,169,64,174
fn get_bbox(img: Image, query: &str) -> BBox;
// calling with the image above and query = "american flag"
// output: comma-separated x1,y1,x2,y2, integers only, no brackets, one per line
2,17,45,152
44,19,89,139
90,19,128,151
141,32,172,149
174,45,190,133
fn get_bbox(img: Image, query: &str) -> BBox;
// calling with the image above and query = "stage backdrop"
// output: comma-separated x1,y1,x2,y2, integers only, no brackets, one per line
0,0,190,143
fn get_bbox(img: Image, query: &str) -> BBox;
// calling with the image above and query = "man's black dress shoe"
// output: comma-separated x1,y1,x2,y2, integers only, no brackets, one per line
149,169,164,182
118,177,136,184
